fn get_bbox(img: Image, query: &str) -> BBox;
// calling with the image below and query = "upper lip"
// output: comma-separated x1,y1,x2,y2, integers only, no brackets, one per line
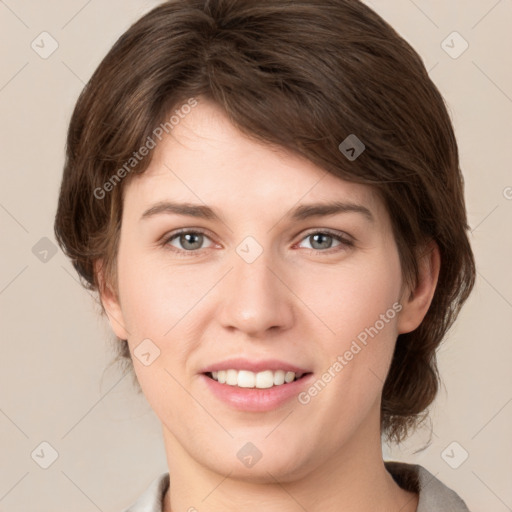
200,358,311,374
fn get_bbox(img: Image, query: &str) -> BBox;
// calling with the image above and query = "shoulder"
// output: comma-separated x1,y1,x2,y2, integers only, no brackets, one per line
385,461,472,512
121,472,169,512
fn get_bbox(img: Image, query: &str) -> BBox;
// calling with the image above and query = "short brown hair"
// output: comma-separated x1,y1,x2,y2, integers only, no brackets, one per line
54,0,475,444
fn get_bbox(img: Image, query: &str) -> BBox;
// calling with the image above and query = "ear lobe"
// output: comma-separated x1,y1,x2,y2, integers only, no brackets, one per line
94,259,130,340
397,240,441,334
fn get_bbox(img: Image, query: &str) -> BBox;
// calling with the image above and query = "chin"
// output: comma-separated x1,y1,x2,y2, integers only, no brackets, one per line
200,442,316,484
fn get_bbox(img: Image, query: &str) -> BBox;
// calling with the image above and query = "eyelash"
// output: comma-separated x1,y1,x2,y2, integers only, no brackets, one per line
161,228,354,257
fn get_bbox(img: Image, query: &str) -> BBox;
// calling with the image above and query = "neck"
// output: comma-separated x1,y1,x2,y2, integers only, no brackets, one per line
161,413,418,512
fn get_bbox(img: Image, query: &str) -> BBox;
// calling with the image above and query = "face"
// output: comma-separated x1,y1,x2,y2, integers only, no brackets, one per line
102,100,426,482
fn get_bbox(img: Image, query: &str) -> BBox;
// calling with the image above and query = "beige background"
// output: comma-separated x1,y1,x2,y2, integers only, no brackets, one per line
1,1,511,511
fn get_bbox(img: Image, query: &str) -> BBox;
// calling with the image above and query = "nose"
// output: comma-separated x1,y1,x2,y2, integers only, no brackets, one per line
217,245,295,337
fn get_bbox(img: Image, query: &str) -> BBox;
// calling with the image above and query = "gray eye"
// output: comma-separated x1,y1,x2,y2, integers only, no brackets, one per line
300,233,341,250
167,231,213,251
178,232,203,250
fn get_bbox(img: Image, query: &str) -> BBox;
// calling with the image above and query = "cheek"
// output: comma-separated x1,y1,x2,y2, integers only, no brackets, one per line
116,248,199,338
294,249,403,345
115,249,199,415
296,249,403,406
115,246,215,407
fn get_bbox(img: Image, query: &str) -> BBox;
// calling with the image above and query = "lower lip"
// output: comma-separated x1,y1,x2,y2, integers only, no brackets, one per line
200,373,314,412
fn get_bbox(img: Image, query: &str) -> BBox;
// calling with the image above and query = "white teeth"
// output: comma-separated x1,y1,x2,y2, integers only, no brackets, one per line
273,370,285,385
255,370,274,389
237,370,255,388
209,369,304,388
284,371,295,383
226,369,238,385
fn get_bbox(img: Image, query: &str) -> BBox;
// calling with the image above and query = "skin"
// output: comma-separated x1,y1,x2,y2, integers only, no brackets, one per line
99,99,440,512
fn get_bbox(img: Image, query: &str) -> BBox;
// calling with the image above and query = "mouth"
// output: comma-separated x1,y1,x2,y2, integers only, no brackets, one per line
204,369,311,389
199,358,314,411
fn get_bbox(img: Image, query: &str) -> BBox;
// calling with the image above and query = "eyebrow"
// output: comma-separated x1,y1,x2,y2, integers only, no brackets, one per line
140,200,374,223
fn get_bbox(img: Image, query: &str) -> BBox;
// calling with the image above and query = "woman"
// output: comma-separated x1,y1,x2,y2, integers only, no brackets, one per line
54,1,476,510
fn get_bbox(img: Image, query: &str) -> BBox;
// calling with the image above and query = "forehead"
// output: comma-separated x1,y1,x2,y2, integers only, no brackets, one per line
124,100,385,222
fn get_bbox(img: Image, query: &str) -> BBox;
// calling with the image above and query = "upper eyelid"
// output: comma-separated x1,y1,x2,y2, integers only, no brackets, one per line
298,227,352,239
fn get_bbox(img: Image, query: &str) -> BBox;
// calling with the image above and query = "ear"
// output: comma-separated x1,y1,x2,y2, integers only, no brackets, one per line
397,240,441,334
95,260,130,340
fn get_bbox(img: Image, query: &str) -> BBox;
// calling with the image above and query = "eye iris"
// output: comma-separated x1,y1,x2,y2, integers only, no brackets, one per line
180,232,203,250
310,233,332,250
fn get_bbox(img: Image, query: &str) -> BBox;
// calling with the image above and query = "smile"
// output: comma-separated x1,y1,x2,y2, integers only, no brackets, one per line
206,369,306,389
